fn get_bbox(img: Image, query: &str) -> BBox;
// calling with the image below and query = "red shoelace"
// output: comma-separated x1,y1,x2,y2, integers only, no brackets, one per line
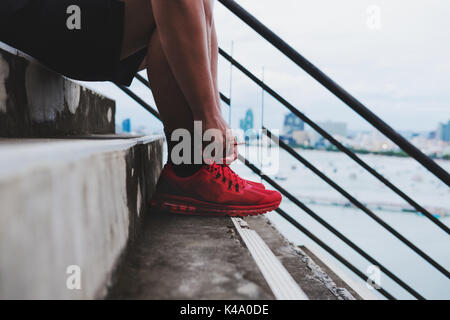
207,162,246,191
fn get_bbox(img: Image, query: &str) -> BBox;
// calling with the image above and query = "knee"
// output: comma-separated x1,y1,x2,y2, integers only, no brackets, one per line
163,0,214,26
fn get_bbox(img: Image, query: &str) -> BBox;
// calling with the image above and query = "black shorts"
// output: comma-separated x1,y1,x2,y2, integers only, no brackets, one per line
0,0,146,86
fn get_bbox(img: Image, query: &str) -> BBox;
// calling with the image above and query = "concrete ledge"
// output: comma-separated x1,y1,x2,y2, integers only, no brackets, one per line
107,212,360,300
0,44,115,137
107,212,275,300
0,135,164,299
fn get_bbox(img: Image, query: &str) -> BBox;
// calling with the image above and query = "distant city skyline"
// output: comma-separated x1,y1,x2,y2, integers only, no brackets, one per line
214,0,450,133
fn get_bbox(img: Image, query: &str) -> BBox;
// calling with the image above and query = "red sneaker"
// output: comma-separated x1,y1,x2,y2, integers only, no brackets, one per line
150,163,282,217
221,164,265,189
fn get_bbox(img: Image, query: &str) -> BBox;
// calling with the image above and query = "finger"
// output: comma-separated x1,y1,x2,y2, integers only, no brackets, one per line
224,154,237,164
224,145,238,164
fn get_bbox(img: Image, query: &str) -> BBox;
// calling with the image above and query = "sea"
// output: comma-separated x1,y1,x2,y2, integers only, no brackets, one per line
231,146,450,300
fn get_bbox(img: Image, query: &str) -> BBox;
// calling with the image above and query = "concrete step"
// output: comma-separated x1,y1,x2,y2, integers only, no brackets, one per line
0,43,115,137
107,210,361,300
0,135,164,299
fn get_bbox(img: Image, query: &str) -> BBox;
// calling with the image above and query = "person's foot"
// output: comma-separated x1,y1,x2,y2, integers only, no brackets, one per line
150,163,281,216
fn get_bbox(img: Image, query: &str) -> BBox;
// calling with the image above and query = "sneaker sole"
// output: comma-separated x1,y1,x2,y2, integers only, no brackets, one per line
150,194,281,217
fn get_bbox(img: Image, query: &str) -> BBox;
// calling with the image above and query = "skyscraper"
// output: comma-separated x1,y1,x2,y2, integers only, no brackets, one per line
283,113,304,136
240,109,254,132
437,120,450,142
122,118,131,133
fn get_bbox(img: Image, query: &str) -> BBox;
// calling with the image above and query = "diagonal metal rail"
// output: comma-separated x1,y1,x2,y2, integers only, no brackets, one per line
114,0,450,295
274,207,395,300
218,0,450,188
238,154,426,299
116,81,431,299
128,74,449,281
218,48,450,235
116,82,398,299
260,128,449,279
117,84,161,120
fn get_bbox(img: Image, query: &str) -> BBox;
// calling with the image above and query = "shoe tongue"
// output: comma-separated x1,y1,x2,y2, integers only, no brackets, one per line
223,164,245,186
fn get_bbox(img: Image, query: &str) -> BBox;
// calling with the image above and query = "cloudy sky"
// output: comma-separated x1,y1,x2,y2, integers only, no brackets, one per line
85,0,450,133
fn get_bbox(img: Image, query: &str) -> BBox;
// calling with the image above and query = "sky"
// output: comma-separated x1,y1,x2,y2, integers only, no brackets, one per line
83,0,450,134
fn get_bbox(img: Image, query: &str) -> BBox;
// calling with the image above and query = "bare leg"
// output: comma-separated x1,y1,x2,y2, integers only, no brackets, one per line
146,31,194,134
119,1,281,210
150,0,217,120
150,0,235,162
210,20,223,119
121,0,235,162
120,0,192,131
210,20,237,160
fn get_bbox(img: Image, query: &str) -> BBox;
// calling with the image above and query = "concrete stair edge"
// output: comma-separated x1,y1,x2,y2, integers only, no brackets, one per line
0,42,116,138
0,135,164,299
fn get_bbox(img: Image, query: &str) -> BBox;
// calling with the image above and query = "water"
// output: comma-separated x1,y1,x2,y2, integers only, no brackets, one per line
231,147,450,299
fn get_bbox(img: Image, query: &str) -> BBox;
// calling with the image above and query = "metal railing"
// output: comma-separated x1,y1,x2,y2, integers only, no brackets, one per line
133,73,449,283
132,73,443,297
118,78,427,300
217,0,450,188
218,47,449,235
116,81,400,299
115,0,450,300
215,50,450,277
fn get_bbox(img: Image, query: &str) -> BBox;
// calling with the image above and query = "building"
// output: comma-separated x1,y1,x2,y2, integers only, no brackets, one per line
437,121,450,142
292,130,309,145
318,121,347,137
283,113,304,136
308,121,348,147
239,109,254,133
122,118,131,133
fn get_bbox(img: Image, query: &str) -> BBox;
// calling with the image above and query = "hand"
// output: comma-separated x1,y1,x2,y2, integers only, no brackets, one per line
200,115,238,164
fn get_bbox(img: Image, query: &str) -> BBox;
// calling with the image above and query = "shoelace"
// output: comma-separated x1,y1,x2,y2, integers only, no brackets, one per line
207,162,246,191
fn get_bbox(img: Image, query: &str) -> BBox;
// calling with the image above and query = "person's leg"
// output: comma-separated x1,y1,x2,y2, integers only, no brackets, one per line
121,0,235,163
120,0,193,132
210,20,239,160
146,29,206,176
120,0,195,165
146,30,194,139
150,0,235,162
210,20,222,117
120,0,212,174
150,0,217,120
120,0,281,215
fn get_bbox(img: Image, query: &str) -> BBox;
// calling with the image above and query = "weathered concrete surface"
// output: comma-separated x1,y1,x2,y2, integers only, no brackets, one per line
245,216,361,300
107,212,275,300
0,44,115,137
0,136,164,299
107,212,361,300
